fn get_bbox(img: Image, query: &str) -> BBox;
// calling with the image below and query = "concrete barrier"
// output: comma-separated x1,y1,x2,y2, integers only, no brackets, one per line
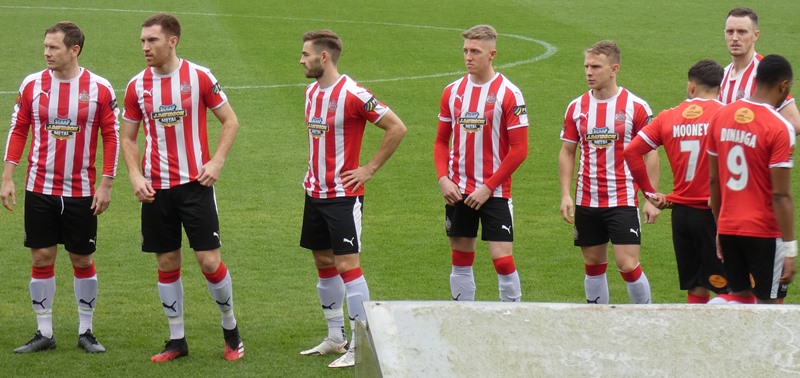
356,301,800,377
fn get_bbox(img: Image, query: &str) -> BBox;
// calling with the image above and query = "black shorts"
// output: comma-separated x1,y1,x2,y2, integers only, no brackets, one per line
671,205,727,293
300,195,363,255
718,234,789,300
141,181,221,253
445,198,514,242
574,206,640,247
24,191,97,254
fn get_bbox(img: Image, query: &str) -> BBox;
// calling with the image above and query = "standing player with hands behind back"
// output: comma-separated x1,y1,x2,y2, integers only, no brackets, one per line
434,24,529,303
121,13,244,362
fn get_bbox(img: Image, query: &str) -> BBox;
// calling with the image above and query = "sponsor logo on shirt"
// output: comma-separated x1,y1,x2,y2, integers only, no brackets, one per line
586,126,618,148
681,104,704,119
458,111,486,132
45,117,80,140
364,96,379,112
152,104,186,127
307,116,328,138
734,108,755,124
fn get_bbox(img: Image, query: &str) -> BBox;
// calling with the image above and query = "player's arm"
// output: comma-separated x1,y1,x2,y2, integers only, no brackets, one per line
1,162,18,211
2,88,33,211
465,126,528,210
92,90,120,216
641,149,661,224
341,109,407,192
707,153,723,262
778,102,800,136
197,102,239,187
623,136,658,198
771,166,796,284
558,141,578,224
121,119,155,203
434,119,461,205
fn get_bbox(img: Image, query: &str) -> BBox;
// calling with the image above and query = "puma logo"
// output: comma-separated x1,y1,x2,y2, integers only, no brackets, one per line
587,296,600,304
343,237,355,246
79,298,96,308
321,302,336,310
39,90,50,98
142,89,152,97
162,300,177,312
213,232,220,239
32,298,47,309
88,238,96,246
215,297,231,307
452,293,462,301
501,225,512,234
349,315,357,321
630,228,639,237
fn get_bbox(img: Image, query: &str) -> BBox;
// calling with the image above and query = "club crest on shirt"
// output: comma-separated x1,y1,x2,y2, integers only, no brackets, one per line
364,96,379,112
45,117,80,140
614,111,627,124
734,108,755,124
586,126,618,148
151,104,187,127
180,82,192,93
458,111,486,132
736,89,745,100
78,90,90,103
327,101,338,112
486,93,497,104
307,116,328,138
681,104,704,119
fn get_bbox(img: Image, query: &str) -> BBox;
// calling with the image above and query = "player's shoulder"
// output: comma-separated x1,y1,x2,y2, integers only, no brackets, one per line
341,75,376,99
19,69,48,88
620,87,649,105
183,59,213,75
126,68,150,86
497,73,523,92
443,75,468,92
82,68,114,90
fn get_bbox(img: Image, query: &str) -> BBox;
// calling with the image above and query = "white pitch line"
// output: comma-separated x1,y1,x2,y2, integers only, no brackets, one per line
0,5,558,94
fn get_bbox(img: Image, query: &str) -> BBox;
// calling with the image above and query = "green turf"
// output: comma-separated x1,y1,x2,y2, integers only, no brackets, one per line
1,0,800,376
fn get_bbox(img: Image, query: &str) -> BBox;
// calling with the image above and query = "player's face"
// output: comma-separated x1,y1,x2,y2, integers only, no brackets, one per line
724,16,759,58
584,53,617,91
140,25,175,68
463,39,496,77
300,41,324,79
43,32,76,73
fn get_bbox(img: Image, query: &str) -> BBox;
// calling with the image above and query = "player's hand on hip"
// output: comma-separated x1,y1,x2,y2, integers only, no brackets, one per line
198,159,223,187
781,257,796,284
560,195,574,224
642,201,660,224
0,179,16,211
464,186,490,210
438,177,462,206
341,166,375,193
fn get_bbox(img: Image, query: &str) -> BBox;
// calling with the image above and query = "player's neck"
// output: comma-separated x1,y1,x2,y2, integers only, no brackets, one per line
731,50,755,74
751,88,782,109
51,63,81,81
591,83,619,100
317,68,341,89
153,56,181,76
469,69,496,85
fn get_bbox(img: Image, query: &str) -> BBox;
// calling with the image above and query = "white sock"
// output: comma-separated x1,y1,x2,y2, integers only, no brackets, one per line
624,272,652,304
450,265,476,301
207,271,237,330
30,277,56,338
497,271,521,302
317,275,346,342
584,274,609,304
74,274,98,334
344,275,369,346
158,278,184,339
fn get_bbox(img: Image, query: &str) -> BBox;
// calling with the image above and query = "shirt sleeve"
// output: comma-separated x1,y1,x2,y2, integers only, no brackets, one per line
4,81,34,164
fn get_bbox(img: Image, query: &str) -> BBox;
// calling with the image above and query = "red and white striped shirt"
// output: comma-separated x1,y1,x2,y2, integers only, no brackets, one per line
303,75,388,198
4,68,119,197
123,59,227,189
708,99,795,238
436,73,528,198
561,87,652,208
720,53,794,110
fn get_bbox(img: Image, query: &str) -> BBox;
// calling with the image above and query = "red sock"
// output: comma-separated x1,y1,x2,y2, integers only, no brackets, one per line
687,292,710,304
73,262,96,279
340,267,363,283
620,264,643,282
32,264,55,279
492,255,516,275
584,263,608,277
203,261,228,284
158,267,181,283
317,266,339,279
451,250,475,266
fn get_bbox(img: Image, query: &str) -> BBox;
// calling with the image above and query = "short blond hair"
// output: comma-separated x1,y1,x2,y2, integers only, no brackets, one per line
462,24,497,41
585,40,620,65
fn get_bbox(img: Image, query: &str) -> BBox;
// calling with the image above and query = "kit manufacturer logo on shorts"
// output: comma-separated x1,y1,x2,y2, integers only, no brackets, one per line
458,111,486,132
152,104,186,127
307,116,328,138
45,117,80,139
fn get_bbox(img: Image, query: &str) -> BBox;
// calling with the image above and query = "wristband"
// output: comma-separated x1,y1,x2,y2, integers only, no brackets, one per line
784,240,798,258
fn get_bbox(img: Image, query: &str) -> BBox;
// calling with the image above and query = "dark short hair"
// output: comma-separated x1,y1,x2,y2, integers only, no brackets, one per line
756,54,793,88
688,59,724,89
45,22,84,56
143,13,181,41
726,7,758,27
302,30,343,64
